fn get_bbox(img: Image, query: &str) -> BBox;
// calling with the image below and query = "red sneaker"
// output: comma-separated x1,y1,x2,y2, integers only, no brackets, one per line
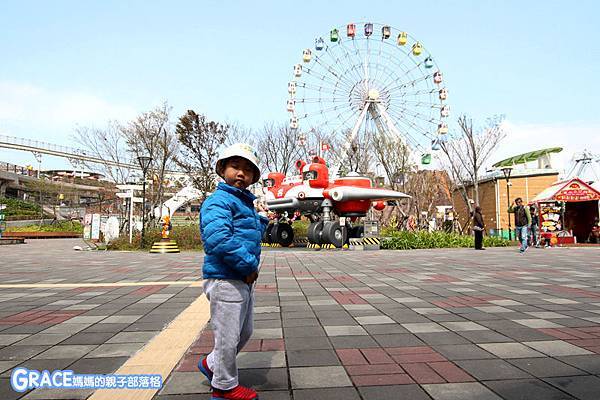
212,384,258,400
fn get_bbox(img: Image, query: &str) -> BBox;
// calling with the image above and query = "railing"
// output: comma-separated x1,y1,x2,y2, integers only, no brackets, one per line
0,134,85,157
0,161,34,176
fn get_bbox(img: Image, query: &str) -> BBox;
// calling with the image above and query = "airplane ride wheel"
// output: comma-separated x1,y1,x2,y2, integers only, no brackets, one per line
270,223,294,247
263,223,274,243
322,221,347,248
307,221,324,244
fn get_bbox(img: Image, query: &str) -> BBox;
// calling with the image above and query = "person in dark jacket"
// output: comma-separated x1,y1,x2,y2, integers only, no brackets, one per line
508,197,531,253
198,143,268,400
473,206,485,250
529,205,540,247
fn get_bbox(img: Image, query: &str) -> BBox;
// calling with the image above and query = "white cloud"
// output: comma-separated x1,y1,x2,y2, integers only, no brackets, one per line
489,120,600,181
0,81,136,138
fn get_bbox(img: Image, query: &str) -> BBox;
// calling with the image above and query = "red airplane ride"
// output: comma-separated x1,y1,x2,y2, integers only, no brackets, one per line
262,156,410,248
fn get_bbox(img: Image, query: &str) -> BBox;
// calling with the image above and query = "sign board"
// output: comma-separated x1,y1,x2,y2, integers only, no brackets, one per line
116,193,143,202
103,216,120,243
83,213,92,240
554,182,600,202
364,220,379,237
91,213,101,240
116,184,143,191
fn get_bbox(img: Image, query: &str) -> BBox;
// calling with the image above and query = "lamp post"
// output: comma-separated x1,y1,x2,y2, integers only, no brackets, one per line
137,155,152,249
501,166,513,240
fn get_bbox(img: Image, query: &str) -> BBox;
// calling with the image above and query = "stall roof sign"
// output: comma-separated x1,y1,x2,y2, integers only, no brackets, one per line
532,177,600,203
492,147,563,168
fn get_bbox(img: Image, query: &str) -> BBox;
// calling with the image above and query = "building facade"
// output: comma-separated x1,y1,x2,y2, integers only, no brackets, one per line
452,170,559,234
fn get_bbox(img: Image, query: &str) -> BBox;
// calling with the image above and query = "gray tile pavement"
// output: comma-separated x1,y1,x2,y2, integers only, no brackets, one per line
1,240,600,399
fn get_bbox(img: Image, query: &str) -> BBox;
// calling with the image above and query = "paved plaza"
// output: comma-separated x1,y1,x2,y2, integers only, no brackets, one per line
0,240,599,399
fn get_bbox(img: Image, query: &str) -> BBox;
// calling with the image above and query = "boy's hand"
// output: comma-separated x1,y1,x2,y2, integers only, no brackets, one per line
244,271,259,284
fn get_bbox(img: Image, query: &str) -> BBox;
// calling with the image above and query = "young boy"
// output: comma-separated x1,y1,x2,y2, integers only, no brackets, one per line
198,143,269,400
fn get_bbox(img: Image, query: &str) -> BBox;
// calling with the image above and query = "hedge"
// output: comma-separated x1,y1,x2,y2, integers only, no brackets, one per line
380,229,510,250
108,225,203,251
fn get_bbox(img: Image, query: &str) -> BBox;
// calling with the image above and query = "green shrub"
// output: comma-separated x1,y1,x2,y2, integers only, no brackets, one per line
0,197,41,218
292,219,309,237
483,235,510,247
108,225,203,251
380,229,510,250
6,221,83,233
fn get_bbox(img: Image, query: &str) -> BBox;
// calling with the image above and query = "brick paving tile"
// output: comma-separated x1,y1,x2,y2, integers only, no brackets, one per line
358,384,431,399
391,351,447,363
477,342,545,359
484,378,578,400
160,371,211,395
5,241,600,399
402,362,446,384
336,348,368,365
507,357,587,378
359,348,394,364
241,338,262,352
429,361,476,383
455,359,533,381
237,351,286,369
0,378,24,400
285,336,332,351
0,345,51,361
415,332,471,345
422,382,502,400
261,338,285,351
329,335,380,349
345,363,404,376
544,375,600,400
0,360,20,375
351,373,414,386
287,349,340,367
176,353,200,372
523,340,594,356
385,346,435,355
293,387,360,400
290,366,352,389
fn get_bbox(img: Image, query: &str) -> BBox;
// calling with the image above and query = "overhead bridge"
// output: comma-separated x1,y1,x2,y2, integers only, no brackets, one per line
0,133,140,170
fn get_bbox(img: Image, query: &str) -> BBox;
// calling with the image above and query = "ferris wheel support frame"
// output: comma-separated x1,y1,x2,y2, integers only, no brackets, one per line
329,95,415,179
329,104,370,178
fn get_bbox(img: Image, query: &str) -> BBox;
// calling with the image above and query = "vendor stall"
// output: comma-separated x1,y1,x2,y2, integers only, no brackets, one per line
531,178,600,245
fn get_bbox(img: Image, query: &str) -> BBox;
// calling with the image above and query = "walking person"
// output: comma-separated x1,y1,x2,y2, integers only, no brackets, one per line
473,206,485,250
508,197,531,253
529,205,540,248
198,143,269,400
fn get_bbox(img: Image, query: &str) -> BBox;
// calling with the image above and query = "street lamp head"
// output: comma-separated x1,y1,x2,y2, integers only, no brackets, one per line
500,166,513,180
137,156,152,175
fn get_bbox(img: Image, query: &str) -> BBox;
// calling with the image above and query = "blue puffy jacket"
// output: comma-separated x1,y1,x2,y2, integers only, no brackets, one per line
200,182,269,281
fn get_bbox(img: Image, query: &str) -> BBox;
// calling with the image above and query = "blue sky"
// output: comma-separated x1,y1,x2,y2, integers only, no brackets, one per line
1,0,599,173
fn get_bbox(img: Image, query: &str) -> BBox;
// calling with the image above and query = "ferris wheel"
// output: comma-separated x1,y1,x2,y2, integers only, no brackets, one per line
287,22,449,172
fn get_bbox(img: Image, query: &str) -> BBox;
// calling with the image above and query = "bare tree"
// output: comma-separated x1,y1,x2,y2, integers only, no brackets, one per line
298,127,339,166
345,129,375,175
73,122,133,184
174,110,228,200
225,122,257,147
405,170,451,226
440,114,506,211
256,122,302,175
373,133,412,192
120,102,178,218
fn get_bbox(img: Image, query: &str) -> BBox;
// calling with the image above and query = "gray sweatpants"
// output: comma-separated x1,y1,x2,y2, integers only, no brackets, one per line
203,279,254,390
